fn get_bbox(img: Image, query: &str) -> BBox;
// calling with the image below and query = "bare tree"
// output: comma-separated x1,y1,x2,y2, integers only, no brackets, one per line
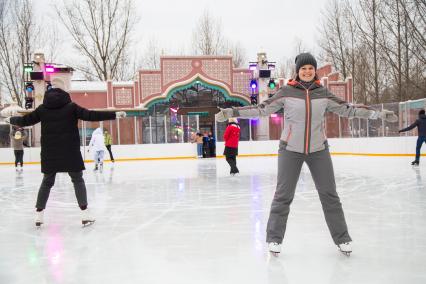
192,10,225,55
56,0,138,81
292,37,309,55
319,0,349,79
277,56,294,79
318,0,425,103
0,0,35,106
228,41,246,68
140,38,162,70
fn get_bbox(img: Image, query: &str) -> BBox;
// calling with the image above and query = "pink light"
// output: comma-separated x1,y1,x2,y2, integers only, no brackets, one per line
45,65,55,73
270,114,278,118
249,64,257,71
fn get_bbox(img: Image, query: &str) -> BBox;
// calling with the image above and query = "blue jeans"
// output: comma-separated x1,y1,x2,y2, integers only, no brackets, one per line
197,144,203,157
415,136,426,162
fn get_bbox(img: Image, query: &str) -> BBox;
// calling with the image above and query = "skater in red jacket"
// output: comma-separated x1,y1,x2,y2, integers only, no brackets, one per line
223,118,240,175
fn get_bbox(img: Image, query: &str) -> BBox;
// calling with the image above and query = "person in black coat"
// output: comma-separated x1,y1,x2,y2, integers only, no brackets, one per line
5,88,126,227
207,131,216,157
399,109,426,166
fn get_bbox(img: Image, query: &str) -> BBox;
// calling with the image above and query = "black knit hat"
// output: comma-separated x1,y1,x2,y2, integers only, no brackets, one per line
295,53,317,73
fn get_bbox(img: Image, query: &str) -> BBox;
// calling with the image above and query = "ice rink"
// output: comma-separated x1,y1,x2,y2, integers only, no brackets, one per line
0,155,425,284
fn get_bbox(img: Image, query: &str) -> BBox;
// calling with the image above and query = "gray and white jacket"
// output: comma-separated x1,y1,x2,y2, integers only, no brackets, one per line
232,80,377,154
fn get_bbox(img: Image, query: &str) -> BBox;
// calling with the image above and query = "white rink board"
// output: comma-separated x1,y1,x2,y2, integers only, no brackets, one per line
0,136,422,164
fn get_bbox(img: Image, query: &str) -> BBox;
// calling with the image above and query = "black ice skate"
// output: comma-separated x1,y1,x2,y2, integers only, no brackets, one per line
411,161,419,166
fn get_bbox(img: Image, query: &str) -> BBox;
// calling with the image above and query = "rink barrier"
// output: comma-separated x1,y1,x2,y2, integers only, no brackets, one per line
0,137,423,165
0,153,424,165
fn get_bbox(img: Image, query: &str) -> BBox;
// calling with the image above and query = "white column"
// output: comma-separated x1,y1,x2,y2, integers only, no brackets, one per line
381,104,385,137
164,115,168,143
358,118,361,137
117,118,121,145
180,115,184,143
367,119,369,137
255,52,270,141
249,119,252,141
214,118,217,142
32,53,46,147
196,115,199,132
134,116,138,144
149,116,153,144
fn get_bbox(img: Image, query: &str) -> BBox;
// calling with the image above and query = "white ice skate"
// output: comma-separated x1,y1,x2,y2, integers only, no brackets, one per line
99,162,103,172
268,242,281,256
35,211,44,227
338,242,352,256
81,209,95,227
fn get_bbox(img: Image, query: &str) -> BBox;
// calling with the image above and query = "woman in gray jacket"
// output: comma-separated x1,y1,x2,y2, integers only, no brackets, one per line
216,53,397,256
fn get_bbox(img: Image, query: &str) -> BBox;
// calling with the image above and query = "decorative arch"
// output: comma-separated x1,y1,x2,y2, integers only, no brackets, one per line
144,74,250,110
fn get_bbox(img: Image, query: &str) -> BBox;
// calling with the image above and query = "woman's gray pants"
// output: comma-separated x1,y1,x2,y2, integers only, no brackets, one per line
266,142,352,245
35,171,88,210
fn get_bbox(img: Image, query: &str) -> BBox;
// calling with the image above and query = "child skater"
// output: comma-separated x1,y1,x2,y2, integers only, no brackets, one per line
5,88,126,227
216,53,398,256
89,127,106,171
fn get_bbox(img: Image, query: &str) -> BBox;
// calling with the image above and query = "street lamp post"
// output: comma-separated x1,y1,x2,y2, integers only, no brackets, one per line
249,52,275,141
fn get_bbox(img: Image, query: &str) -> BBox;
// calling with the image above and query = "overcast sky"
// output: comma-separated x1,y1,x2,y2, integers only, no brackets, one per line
38,0,329,68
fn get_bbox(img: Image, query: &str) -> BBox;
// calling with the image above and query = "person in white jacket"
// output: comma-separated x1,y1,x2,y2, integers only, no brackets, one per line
88,127,106,171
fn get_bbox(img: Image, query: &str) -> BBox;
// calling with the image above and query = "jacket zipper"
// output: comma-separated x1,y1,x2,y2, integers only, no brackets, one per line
305,89,311,154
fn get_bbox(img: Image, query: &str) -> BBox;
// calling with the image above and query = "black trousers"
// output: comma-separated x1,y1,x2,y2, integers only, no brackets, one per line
35,171,88,210
14,150,24,167
225,155,239,174
106,145,114,161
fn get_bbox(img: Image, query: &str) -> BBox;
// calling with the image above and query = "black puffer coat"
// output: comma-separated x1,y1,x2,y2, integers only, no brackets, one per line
10,88,116,173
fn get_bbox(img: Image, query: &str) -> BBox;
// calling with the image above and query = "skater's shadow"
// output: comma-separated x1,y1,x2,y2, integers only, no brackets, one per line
328,252,355,283
197,159,217,179
15,171,24,187
412,167,424,188
107,165,114,184
266,256,289,284
93,164,114,185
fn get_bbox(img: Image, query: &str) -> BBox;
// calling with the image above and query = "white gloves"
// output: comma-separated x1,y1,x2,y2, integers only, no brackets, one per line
0,109,18,118
215,108,234,122
115,111,126,118
4,117,10,124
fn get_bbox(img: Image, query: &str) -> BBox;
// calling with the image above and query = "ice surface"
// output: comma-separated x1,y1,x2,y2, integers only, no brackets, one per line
0,156,425,284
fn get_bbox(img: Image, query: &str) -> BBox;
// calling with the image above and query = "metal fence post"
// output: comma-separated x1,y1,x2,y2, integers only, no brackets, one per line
381,104,385,137
164,115,168,143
